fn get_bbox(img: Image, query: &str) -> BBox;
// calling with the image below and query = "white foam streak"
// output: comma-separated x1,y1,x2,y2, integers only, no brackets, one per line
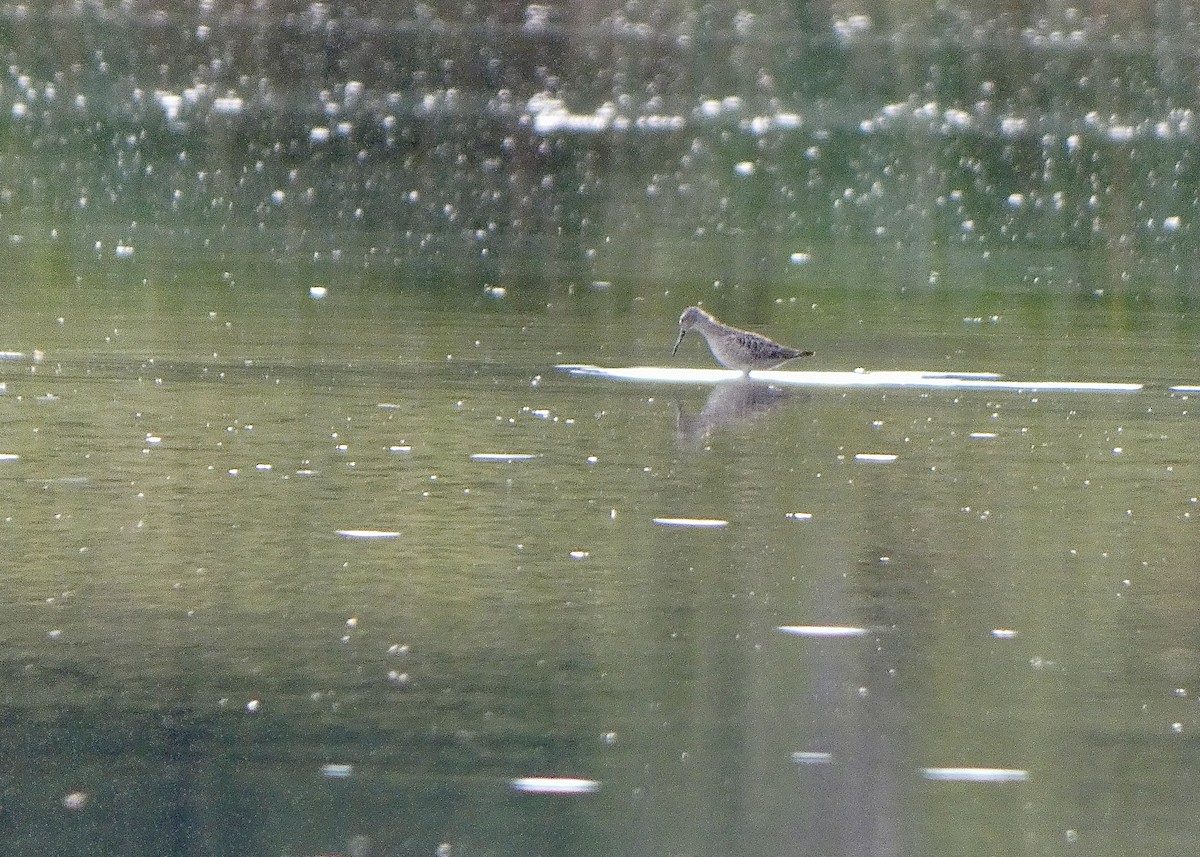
335,529,400,540
559,365,743,383
921,767,1029,782
511,777,600,794
652,517,729,528
777,625,867,637
791,751,833,765
470,453,538,462
558,365,1141,392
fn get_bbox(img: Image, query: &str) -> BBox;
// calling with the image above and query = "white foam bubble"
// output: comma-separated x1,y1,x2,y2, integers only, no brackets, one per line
211,96,244,115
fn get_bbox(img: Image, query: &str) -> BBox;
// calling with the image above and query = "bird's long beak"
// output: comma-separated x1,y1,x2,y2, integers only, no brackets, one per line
672,328,686,356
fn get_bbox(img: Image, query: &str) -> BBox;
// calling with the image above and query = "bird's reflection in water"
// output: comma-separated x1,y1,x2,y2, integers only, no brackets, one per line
675,380,797,444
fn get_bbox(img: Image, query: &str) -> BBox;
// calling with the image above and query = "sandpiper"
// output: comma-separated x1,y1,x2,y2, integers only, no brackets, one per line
672,306,813,371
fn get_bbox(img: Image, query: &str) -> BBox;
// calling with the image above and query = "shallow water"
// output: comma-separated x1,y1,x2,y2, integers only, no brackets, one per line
4,282,1200,855
4,2,1200,855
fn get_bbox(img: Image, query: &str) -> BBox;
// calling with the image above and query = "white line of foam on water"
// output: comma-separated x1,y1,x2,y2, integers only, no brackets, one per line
469,453,539,462
557,365,1142,392
511,777,600,794
335,529,400,539
920,767,1029,782
777,625,868,637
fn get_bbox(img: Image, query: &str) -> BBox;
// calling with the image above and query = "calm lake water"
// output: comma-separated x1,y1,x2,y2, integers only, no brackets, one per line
3,2,1200,855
